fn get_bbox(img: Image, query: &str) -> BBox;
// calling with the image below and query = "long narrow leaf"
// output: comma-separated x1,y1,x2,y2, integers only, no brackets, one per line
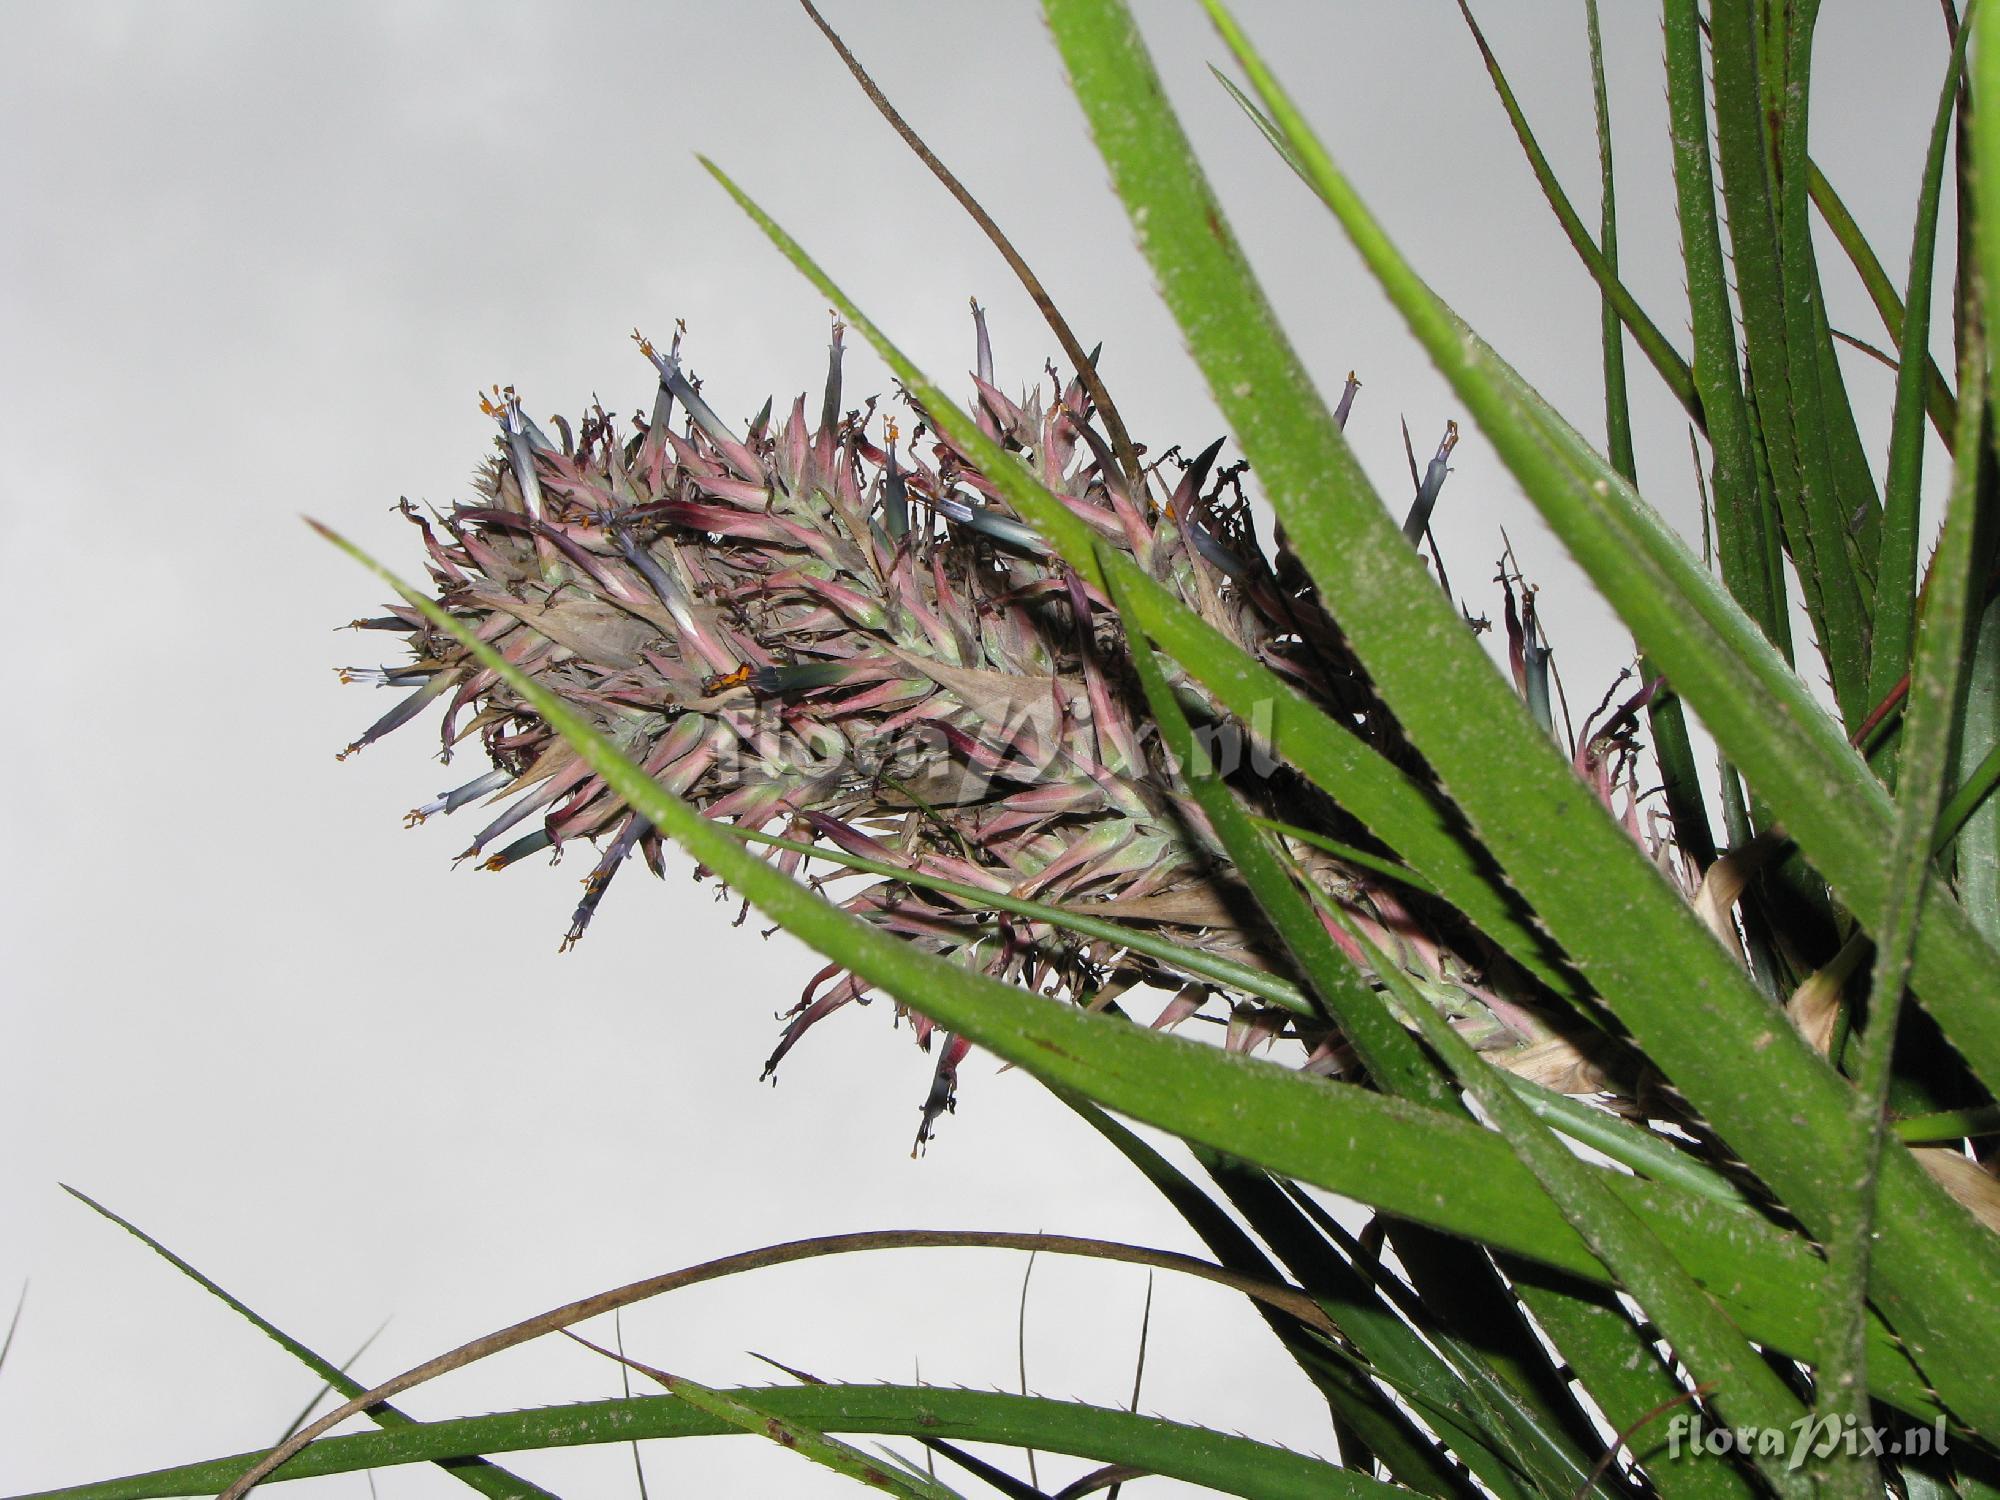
729,823,1320,1020
1452,1,1698,423
1744,0,1879,725
1342,909,1808,1498
312,529,1930,1422
760,810,1774,1199
1066,0,2000,1427
1958,619,2000,944
317,171,1945,1429
1869,22,1973,709
1233,0,2000,1118
1124,512,1689,1483
1585,0,1714,871
1109,558,1600,1496
716,50,1968,1432
1710,0,1837,682
1060,1093,1484,1500
1101,544,1453,1108
1450,311,2000,1086
770,798,1739,1201
63,1188,553,1500
1808,160,1958,451
10,1388,1383,1500
1661,0,1791,655
1817,288,1987,1500
634,1369,964,1499
1201,1157,1559,1500
1508,1273,1759,1500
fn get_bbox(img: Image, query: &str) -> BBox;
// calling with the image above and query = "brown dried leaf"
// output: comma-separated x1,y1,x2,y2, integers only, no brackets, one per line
1494,1034,1612,1094
1914,1148,2000,1236
1784,938,1866,1058
1690,830,1784,964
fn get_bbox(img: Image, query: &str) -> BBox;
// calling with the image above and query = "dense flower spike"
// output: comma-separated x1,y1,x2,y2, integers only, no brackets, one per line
339,315,1572,1145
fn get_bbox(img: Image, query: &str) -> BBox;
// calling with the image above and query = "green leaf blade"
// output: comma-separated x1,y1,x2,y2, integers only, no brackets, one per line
311,521,1938,1421
5,1388,1390,1500
1870,22,1972,709
1064,0,2000,1427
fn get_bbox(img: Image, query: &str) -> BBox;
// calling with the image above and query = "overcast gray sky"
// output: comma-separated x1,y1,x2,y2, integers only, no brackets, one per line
0,2,1954,1494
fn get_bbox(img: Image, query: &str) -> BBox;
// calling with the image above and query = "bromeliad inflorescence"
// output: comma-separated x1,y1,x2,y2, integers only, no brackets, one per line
337,311,1581,1147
